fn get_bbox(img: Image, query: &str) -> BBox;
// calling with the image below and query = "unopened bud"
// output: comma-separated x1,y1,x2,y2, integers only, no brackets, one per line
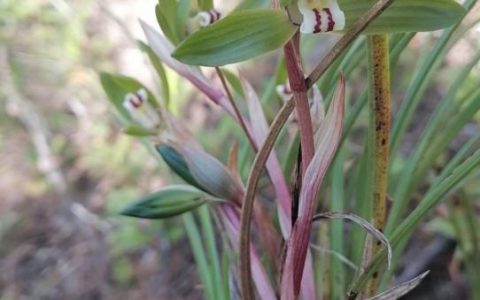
120,185,208,219
157,144,241,200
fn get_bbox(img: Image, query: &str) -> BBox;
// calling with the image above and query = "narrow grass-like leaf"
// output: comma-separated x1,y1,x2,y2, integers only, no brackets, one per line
221,205,277,300
172,9,296,66
122,124,156,137
450,196,480,299
183,213,216,300
415,90,480,182
432,132,480,186
349,144,374,279
314,212,392,270
329,150,347,299
388,85,480,233
365,271,429,300
340,0,465,34
310,243,360,271
349,150,480,297
390,0,476,157
120,185,208,219
198,206,224,300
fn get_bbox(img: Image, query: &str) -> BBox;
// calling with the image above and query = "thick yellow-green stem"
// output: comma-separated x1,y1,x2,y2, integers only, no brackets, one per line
366,34,391,296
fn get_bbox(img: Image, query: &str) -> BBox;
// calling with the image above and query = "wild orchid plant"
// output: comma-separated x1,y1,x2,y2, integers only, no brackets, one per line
101,0,480,299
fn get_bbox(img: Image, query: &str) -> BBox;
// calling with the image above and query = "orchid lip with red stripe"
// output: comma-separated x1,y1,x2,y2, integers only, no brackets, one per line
197,9,221,26
297,0,345,34
323,8,335,32
313,8,322,33
130,93,145,108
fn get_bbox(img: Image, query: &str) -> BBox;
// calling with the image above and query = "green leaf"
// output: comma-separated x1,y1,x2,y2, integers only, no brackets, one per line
122,124,155,137
183,212,216,300
340,0,465,34
197,0,213,10
156,1,181,45
99,72,159,120
120,185,207,219
234,0,270,11
176,0,192,38
172,9,297,66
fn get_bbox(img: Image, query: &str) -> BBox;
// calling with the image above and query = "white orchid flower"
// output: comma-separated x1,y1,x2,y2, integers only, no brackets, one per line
297,0,345,34
195,9,221,27
123,88,161,130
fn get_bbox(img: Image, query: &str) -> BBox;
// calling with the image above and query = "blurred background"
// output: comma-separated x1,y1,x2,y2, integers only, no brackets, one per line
0,1,204,299
0,0,479,299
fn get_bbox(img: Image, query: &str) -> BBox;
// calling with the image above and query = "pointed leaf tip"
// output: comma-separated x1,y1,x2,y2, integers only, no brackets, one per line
120,185,207,219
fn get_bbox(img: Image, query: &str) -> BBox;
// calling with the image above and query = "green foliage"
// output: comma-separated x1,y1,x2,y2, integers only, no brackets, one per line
197,0,214,10
120,185,208,219
173,9,297,66
155,0,183,45
340,0,465,34
97,0,480,299
99,72,159,121
122,124,156,137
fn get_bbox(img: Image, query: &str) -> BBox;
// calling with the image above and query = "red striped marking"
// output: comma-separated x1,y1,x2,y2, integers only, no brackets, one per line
130,92,145,108
212,9,221,21
207,10,215,24
313,8,322,33
323,8,335,32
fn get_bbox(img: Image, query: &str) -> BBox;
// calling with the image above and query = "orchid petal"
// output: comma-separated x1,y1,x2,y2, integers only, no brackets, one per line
298,0,346,33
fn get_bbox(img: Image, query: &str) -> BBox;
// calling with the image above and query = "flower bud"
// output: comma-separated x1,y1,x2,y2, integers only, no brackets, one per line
120,185,208,219
156,144,241,200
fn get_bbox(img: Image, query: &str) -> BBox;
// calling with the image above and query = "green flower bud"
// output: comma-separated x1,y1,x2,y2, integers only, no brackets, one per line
120,185,207,219
156,144,241,200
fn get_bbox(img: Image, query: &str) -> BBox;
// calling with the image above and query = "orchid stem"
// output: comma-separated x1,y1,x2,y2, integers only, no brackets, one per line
215,67,258,151
366,34,391,296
